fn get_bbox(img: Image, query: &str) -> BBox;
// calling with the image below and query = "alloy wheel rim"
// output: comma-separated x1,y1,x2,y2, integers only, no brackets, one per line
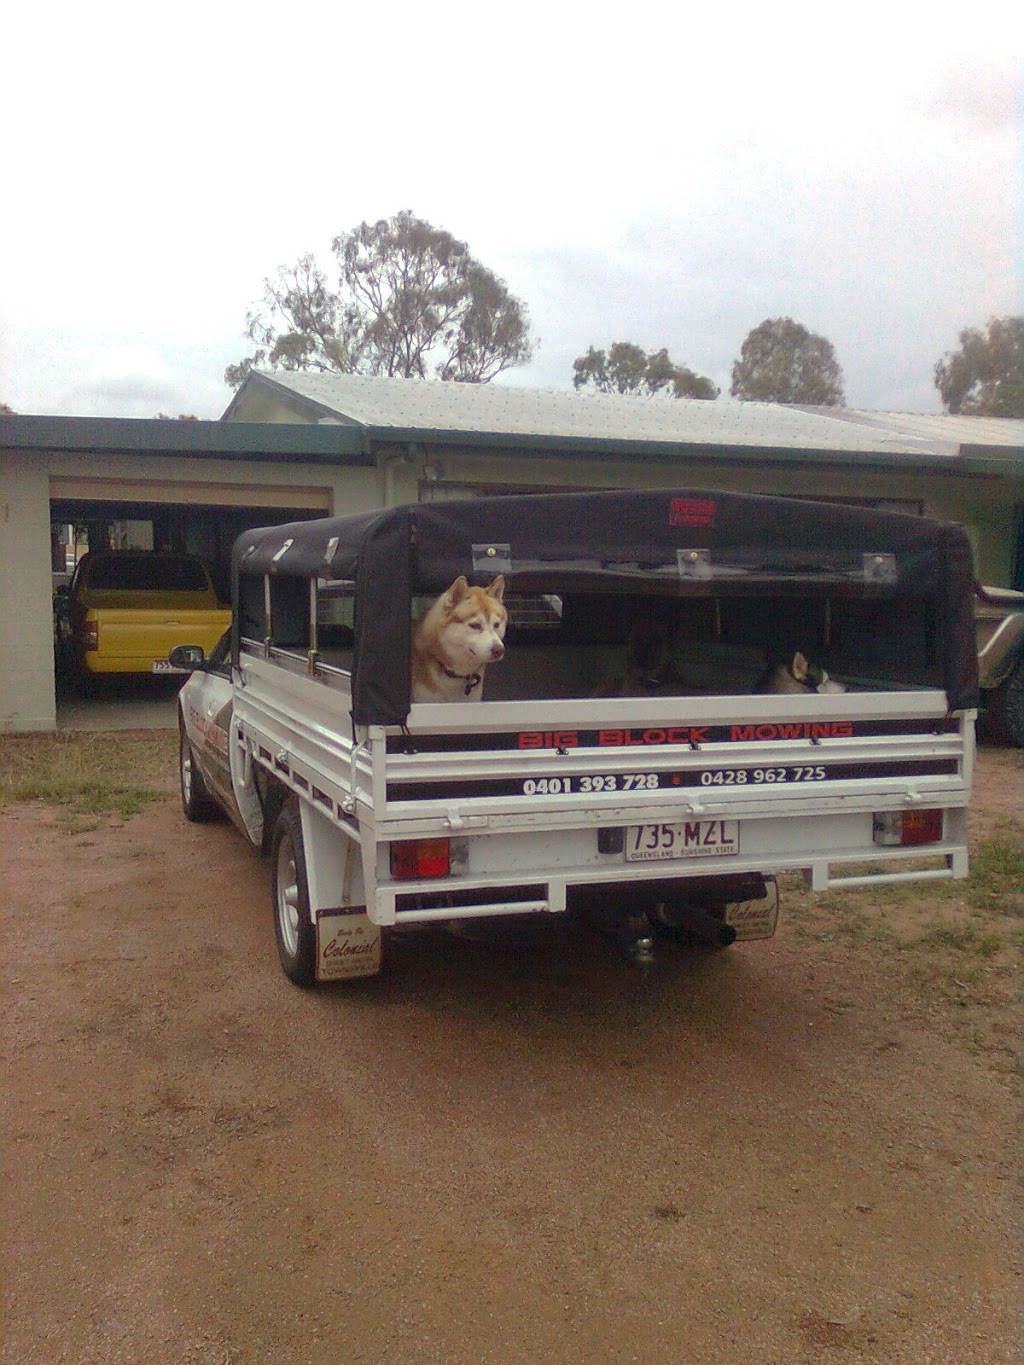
277,837,300,956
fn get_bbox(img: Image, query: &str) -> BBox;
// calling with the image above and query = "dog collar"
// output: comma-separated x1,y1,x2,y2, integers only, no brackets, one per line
438,661,482,695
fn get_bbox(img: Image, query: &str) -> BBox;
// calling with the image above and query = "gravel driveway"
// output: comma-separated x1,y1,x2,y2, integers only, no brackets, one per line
3,744,1021,1364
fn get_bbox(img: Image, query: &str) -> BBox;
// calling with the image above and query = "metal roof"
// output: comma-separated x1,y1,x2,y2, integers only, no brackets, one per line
232,370,1024,470
795,406,1024,455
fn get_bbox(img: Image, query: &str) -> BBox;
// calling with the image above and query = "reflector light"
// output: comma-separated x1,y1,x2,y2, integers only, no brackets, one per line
83,622,99,651
901,808,944,845
873,809,943,847
390,839,450,879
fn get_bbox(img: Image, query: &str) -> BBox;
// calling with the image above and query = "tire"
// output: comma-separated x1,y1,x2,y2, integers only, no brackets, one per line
75,662,99,699
179,721,218,822
271,801,318,988
987,660,1024,748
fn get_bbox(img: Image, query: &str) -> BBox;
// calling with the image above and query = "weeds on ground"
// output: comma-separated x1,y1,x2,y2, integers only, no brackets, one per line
786,823,1023,1076
789,826,1023,943
967,827,1024,918
0,731,178,820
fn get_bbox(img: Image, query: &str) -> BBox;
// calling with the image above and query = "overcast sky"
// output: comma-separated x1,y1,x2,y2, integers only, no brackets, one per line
2,3,1020,420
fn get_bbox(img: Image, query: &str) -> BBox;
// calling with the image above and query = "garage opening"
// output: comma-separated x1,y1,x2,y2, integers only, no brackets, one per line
50,477,331,727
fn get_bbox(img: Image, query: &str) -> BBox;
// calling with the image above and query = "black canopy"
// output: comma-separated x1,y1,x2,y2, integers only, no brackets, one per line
232,488,979,725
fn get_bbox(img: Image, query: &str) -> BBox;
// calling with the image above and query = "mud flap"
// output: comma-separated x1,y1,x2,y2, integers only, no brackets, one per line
723,874,779,941
297,800,381,980
316,908,382,981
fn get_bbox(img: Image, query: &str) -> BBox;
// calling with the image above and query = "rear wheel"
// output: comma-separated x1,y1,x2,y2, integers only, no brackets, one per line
271,801,317,987
74,661,99,699
179,720,218,822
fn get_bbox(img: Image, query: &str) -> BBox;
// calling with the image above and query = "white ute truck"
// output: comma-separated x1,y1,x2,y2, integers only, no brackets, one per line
172,488,980,987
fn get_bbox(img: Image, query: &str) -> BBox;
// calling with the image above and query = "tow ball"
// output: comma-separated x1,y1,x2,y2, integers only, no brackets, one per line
617,912,656,967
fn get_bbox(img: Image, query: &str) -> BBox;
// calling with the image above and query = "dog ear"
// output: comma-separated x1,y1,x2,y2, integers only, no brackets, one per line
486,575,505,602
791,651,810,682
444,576,469,607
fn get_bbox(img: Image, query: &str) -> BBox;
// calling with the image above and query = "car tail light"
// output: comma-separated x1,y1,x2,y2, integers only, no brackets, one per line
82,621,99,652
873,809,943,847
390,839,450,879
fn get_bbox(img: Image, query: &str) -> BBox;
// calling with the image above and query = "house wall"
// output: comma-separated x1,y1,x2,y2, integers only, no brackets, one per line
44,448,383,518
2,454,59,732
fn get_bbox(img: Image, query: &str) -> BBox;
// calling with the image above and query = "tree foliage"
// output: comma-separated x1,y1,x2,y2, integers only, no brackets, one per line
226,211,533,389
730,317,845,406
934,316,1024,417
572,341,719,399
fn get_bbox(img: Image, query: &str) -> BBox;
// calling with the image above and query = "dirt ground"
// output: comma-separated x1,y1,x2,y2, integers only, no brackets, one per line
3,743,1021,1364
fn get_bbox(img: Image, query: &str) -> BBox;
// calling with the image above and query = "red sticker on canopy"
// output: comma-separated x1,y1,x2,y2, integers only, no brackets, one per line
670,497,716,529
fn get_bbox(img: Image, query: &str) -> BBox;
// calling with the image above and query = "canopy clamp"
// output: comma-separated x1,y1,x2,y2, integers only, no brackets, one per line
863,553,897,585
677,548,712,580
472,543,512,575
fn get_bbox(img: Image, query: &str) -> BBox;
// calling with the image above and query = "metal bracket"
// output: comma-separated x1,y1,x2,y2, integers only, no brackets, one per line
863,553,897,584
677,548,712,580
472,543,512,574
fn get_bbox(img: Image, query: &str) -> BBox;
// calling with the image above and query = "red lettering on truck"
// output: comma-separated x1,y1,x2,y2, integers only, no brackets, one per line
517,731,580,749
730,721,854,741
598,728,708,747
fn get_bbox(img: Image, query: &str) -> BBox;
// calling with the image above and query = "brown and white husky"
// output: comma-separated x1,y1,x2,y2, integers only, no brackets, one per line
758,651,845,694
411,576,508,703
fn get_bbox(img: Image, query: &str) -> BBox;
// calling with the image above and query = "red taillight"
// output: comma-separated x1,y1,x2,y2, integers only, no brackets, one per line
873,809,943,847
390,839,450,879
82,621,99,652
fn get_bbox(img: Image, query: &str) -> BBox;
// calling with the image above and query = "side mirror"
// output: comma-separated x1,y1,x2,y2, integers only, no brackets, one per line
168,644,207,671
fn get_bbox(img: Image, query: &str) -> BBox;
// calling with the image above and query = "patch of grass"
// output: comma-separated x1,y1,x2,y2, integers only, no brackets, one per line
0,731,178,818
787,830,1022,946
967,832,1024,918
830,904,897,946
911,921,1004,957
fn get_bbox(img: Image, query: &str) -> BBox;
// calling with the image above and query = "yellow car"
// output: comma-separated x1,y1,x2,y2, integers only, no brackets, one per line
55,550,231,679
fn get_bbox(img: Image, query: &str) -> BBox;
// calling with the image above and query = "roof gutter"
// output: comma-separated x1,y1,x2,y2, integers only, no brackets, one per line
0,414,373,464
357,424,1015,476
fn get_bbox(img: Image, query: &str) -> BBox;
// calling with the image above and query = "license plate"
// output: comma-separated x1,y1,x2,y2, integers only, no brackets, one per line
626,820,740,862
152,660,187,675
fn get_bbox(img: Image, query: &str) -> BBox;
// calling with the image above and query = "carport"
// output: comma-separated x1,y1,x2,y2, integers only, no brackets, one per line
2,416,377,732
48,480,334,732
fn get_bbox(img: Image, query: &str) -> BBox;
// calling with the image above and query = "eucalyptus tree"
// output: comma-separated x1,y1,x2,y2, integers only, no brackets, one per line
227,211,533,387
573,341,718,399
934,316,1024,417
730,318,845,406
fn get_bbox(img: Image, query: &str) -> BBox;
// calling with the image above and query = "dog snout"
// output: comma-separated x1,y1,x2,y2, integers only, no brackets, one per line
490,640,505,660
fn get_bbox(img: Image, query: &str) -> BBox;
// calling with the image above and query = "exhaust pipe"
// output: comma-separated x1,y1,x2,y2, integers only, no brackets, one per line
653,903,737,948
